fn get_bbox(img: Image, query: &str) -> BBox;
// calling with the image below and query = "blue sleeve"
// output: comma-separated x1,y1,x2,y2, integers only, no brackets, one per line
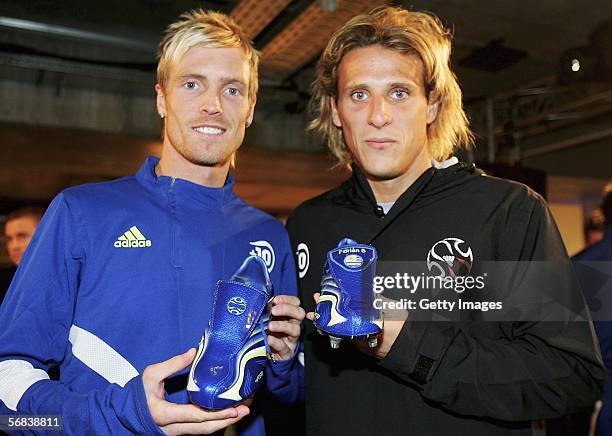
264,232,304,404
0,193,162,435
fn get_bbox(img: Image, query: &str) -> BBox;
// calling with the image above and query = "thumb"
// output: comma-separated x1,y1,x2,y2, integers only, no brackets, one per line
147,348,196,382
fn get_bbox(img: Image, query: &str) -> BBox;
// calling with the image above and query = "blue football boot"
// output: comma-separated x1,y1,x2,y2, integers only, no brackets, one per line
187,255,274,410
314,238,383,349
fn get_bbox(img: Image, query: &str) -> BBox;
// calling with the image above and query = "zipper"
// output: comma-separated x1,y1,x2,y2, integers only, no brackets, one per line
168,177,184,338
168,178,179,267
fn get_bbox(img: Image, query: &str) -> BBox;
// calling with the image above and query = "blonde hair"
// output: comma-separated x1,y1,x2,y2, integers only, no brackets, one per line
309,6,473,167
157,9,259,103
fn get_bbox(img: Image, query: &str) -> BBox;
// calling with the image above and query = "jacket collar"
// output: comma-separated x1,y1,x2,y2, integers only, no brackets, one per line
346,163,480,244
347,164,436,212
136,157,235,207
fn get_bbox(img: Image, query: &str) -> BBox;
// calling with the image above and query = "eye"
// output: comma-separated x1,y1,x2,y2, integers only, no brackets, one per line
351,90,368,101
184,81,198,90
224,87,242,97
391,89,409,100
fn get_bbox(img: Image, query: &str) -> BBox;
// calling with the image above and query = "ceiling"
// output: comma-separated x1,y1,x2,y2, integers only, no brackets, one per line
2,0,610,91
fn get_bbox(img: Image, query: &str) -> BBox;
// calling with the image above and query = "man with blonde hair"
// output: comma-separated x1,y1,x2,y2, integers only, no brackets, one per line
286,6,604,435
0,9,303,435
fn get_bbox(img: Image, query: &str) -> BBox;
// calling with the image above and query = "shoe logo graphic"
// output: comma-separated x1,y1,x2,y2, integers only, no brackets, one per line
296,243,309,278
227,297,247,316
343,254,363,269
427,237,473,277
255,371,264,383
319,276,348,326
114,226,152,248
249,240,275,273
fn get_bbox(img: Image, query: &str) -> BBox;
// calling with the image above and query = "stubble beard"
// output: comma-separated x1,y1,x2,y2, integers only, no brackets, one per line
167,127,233,168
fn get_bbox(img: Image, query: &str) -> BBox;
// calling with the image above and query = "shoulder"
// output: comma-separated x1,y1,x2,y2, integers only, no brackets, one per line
229,195,287,235
61,175,139,206
573,235,612,261
476,172,544,205
287,184,346,225
469,173,548,222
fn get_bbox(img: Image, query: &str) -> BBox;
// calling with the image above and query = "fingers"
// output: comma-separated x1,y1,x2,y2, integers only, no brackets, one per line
271,295,301,306
270,303,305,322
268,320,301,337
154,402,241,426
305,292,320,321
266,334,295,360
144,348,196,382
162,406,249,435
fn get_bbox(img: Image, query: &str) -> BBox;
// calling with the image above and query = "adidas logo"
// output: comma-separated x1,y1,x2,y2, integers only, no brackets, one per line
114,226,152,248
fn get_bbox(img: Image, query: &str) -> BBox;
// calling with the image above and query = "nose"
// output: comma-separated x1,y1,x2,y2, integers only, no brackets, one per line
8,239,24,254
368,96,392,128
201,89,223,116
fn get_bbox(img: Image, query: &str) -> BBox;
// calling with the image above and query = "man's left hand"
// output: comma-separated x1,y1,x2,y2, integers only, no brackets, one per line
267,295,305,361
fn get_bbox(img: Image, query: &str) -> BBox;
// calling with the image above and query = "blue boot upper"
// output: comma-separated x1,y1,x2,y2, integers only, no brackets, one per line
188,255,273,409
314,239,382,338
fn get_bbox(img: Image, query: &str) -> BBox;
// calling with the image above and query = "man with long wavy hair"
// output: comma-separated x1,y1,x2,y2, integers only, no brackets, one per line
287,6,605,435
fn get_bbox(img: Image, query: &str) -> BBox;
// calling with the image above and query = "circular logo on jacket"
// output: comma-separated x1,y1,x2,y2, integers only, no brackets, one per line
296,243,310,278
427,237,473,278
227,296,247,315
344,254,364,269
249,240,275,273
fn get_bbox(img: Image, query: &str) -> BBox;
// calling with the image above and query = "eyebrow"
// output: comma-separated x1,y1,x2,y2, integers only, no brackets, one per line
178,74,247,87
344,80,420,89
388,81,420,89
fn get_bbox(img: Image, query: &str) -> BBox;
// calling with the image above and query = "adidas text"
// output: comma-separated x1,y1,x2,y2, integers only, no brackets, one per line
114,226,152,248
114,240,152,248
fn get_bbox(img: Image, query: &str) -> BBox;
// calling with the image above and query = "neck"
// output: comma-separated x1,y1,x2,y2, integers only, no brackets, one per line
367,159,432,204
157,143,230,188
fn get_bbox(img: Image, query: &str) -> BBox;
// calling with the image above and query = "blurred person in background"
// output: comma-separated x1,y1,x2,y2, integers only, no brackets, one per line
0,206,45,305
584,208,606,247
575,191,612,436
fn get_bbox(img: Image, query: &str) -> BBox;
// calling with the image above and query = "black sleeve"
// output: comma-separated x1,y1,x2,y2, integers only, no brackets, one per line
379,193,607,421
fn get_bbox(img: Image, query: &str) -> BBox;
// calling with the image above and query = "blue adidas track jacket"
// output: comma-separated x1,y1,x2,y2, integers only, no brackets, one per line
0,157,303,435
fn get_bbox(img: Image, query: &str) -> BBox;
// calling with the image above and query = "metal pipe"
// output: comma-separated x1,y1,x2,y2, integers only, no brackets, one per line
522,126,612,159
0,17,155,53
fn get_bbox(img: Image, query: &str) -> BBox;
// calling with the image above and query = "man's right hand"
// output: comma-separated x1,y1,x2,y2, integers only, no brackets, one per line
143,348,249,435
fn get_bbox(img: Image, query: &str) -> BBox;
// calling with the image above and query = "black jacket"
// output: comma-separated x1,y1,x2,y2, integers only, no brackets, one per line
286,163,606,436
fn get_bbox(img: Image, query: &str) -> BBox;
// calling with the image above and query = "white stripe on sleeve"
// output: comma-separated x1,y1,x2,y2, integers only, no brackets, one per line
69,325,139,387
0,360,50,411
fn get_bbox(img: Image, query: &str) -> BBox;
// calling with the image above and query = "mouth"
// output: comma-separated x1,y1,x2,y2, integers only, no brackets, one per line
365,138,396,149
192,125,226,136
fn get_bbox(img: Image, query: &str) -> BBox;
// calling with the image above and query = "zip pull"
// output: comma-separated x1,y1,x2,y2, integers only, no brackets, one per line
169,177,176,193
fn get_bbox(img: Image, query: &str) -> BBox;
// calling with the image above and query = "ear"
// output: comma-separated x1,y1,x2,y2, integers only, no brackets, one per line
330,97,342,128
246,96,257,127
426,92,440,125
155,84,166,118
